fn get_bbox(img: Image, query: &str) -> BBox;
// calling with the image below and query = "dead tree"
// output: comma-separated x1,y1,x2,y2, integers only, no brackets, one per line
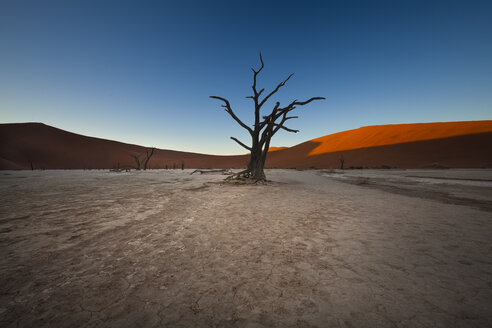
339,154,345,170
210,53,325,182
143,147,155,170
132,154,142,170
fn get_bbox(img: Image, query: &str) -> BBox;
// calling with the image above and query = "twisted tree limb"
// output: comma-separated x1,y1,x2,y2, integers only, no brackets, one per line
209,96,253,135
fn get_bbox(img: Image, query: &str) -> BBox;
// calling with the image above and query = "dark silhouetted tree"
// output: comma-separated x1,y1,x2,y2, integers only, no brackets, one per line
210,53,325,182
143,147,155,170
339,154,344,170
132,154,142,170
181,161,184,170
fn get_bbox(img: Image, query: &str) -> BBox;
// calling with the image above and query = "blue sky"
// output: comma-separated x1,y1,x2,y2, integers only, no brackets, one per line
1,0,491,154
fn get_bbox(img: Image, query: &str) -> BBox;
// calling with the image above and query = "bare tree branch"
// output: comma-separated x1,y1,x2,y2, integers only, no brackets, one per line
258,96,323,146
250,52,265,98
272,124,299,133
270,97,325,122
279,97,326,113
210,96,253,134
251,53,265,129
230,137,252,151
271,112,295,136
259,73,294,108
292,97,326,106
259,102,281,130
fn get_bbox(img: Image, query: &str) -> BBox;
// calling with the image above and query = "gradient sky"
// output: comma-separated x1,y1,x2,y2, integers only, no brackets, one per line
1,0,491,155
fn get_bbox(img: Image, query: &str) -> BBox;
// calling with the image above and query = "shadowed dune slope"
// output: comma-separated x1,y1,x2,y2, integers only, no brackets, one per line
0,123,247,170
1,121,491,169
268,146,288,152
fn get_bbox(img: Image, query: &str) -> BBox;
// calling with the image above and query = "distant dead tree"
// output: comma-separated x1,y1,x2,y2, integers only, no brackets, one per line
25,151,35,170
210,53,324,182
132,153,142,170
143,147,155,170
181,161,184,170
339,154,345,170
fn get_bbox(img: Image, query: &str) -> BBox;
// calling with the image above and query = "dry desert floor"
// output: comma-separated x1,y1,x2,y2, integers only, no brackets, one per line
1,169,491,327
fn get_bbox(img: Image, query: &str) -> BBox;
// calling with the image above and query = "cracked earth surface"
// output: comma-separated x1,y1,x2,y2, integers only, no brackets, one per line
0,169,491,327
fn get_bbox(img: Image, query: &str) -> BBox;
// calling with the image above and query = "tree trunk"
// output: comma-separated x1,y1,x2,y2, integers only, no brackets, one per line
247,151,266,181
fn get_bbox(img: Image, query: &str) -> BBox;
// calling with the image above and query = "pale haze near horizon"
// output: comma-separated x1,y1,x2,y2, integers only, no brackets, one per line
1,0,491,155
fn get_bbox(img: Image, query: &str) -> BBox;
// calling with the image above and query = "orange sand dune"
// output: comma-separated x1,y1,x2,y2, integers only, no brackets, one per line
1,121,491,170
309,121,492,155
266,132,492,169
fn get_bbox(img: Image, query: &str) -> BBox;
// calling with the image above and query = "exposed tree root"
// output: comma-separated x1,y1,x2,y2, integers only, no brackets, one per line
224,170,268,184
224,177,268,185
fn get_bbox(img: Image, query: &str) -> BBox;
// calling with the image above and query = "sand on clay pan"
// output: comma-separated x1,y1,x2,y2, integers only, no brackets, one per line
0,169,491,327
